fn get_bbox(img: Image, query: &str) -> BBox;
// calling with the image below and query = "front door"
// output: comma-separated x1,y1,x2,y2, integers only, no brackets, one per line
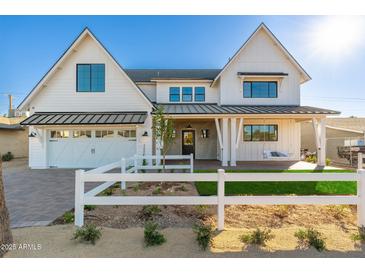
182,130,195,157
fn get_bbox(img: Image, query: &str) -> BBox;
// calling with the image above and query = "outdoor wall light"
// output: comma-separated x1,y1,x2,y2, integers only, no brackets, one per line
29,131,37,138
201,129,209,138
141,131,149,144
186,124,192,129
172,129,176,138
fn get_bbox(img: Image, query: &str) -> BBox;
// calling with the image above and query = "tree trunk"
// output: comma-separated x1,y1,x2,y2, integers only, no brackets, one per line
0,157,13,257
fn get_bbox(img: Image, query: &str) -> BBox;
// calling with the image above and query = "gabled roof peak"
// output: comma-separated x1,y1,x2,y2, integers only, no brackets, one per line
211,23,311,86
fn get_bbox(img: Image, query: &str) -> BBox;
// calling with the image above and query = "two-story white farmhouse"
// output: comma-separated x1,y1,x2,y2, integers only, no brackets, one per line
19,23,339,169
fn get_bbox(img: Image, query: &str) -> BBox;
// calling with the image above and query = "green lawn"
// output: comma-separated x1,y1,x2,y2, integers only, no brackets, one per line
194,169,357,196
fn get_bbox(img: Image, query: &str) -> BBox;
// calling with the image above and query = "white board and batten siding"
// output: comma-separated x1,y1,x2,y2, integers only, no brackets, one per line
237,119,301,161
219,28,301,106
26,35,151,113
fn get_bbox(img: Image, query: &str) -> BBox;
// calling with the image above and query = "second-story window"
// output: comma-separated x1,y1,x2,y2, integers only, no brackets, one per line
77,64,105,92
243,81,277,98
169,87,180,102
182,87,193,102
194,87,205,102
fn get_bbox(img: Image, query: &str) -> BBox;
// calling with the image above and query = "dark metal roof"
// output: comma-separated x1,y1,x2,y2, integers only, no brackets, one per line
124,69,221,82
155,104,340,115
237,72,288,76
0,123,24,130
20,112,148,126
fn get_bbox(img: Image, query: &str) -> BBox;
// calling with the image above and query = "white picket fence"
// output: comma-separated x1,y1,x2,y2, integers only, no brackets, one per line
75,157,365,229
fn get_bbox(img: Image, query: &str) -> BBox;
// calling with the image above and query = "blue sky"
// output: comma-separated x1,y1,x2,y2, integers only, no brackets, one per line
0,15,365,117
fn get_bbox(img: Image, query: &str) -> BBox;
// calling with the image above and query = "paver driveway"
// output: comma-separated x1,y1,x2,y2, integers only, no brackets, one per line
3,158,98,228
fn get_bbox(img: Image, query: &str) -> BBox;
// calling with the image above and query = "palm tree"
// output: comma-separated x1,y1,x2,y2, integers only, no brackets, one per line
0,156,13,257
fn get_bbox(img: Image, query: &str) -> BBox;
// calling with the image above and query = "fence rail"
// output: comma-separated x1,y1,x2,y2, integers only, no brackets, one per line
75,165,365,230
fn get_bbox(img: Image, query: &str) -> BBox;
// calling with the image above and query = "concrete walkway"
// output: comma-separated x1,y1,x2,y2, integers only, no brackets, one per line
2,158,98,228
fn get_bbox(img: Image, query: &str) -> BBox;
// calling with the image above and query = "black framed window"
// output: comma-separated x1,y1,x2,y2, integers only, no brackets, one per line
194,87,205,102
182,87,193,102
169,87,180,102
243,125,278,141
77,64,105,92
243,81,277,98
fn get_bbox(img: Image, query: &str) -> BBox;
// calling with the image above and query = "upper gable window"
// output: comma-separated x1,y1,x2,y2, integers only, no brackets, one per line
243,81,277,98
194,87,205,102
182,87,193,102
169,87,180,102
77,64,105,92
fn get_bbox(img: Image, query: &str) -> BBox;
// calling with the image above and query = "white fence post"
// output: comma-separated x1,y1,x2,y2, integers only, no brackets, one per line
358,153,363,170
121,158,126,190
217,169,225,231
190,153,194,173
75,169,85,227
358,169,365,227
134,155,138,173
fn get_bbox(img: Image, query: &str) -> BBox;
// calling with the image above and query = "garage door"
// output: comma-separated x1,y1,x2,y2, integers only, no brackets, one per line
48,129,136,168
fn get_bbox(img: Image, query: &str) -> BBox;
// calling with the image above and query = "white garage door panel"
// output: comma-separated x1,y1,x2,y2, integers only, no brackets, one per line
48,130,136,168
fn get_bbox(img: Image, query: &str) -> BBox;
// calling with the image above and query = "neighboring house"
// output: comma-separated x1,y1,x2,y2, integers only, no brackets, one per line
0,116,28,158
19,23,339,169
302,118,365,164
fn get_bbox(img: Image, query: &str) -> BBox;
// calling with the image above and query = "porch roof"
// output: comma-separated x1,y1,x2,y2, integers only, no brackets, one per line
155,103,340,115
20,112,148,126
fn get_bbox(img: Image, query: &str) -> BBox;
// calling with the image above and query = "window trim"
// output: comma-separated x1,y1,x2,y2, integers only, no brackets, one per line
243,81,278,98
76,64,105,93
169,87,181,102
194,86,205,102
182,87,193,102
243,124,278,142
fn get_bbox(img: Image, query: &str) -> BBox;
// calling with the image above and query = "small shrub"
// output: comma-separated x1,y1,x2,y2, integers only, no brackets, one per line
305,154,317,164
295,228,326,252
194,205,209,218
193,222,214,250
101,187,113,196
2,152,14,162
140,205,161,220
144,221,166,247
152,186,162,195
63,211,74,223
73,224,102,245
133,184,140,192
351,226,365,242
326,158,331,166
141,159,148,173
240,228,274,246
84,205,96,211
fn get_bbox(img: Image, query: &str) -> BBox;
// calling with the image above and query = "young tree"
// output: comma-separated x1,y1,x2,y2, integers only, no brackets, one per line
0,156,13,257
152,106,175,172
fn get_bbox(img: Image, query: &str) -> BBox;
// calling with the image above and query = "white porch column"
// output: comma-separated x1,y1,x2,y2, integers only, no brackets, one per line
313,117,326,166
319,118,326,166
222,118,229,166
230,118,237,166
